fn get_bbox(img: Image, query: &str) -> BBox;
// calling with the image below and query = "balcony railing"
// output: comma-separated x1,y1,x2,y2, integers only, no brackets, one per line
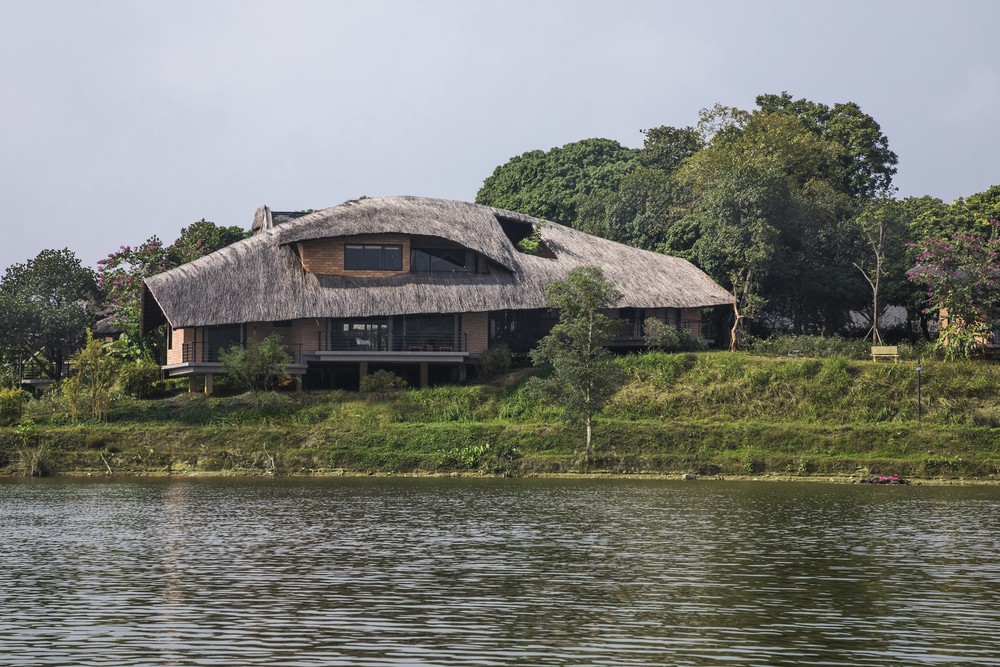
181,342,303,364
315,331,468,353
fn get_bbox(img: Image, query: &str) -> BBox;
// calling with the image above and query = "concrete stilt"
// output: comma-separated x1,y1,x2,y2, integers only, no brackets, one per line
204,373,214,396
419,362,428,389
359,361,368,390
188,376,197,394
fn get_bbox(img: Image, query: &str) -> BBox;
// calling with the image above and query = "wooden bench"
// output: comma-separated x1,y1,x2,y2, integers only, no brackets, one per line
871,345,899,362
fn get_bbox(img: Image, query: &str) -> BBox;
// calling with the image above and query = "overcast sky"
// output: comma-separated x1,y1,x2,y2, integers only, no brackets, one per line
1,0,998,272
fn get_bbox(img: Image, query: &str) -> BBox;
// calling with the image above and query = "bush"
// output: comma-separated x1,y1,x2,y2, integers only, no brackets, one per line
118,360,163,398
748,334,869,359
360,370,407,399
478,344,512,382
0,387,26,426
219,335,292,398
643,318,681,350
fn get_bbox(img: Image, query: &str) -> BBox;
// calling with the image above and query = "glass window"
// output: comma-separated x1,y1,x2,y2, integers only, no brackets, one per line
345,244,402,271
411,248,471,272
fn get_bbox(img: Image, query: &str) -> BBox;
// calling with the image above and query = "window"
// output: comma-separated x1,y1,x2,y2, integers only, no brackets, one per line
344,244,402,271
410,248,472,273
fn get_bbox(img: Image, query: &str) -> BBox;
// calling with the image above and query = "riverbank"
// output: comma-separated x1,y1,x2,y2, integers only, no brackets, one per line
3,352,999,481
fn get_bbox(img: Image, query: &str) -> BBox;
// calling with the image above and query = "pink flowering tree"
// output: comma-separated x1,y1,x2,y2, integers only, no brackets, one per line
97,237,171,336
906,220,1000,359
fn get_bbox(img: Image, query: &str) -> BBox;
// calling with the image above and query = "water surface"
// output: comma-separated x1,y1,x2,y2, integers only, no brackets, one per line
1,477,998,666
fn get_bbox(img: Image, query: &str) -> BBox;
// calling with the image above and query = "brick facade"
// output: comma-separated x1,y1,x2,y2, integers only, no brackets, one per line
298,235,411,278
462,311,489,354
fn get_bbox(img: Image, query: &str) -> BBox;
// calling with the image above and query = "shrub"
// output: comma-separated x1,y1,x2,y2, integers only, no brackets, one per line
643,318,681,351
118,360,163,398
360,370,407,399
748,334,869,360
0,387,26,426
219,334,292,399
478,344,512,382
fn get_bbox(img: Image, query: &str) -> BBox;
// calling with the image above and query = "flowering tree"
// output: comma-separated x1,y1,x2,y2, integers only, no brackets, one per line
97,237,171,336
907,220,1000,359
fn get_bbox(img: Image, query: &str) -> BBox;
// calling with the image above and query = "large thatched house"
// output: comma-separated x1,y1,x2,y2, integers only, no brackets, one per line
142,196,730,392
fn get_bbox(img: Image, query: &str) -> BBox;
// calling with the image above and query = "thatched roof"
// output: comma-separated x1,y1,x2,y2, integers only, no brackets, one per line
143,196,731,330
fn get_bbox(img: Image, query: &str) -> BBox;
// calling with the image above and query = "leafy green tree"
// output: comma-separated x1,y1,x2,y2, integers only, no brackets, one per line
638,125,703,173
0,249,98,381
476,138,639,225
528,266,625,458
68,329,119,421
680,112,850,346
168,219,248,265
219,334,291,402
755,92,898,197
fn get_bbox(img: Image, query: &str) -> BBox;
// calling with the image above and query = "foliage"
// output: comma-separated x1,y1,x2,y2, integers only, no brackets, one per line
478,344,512,382
168,219,248,265
0,388,26,426
97,238,170,336
907,222,1000,359
476,138,639,226
220,335,292,399
360,369,408,399
118,359,163,399
97,220,248,335
516,224,545,255
755,91,898,198
643,317,681,350
69,329,119,421
528,266,625,457
747,334,870,360
0,249,98,381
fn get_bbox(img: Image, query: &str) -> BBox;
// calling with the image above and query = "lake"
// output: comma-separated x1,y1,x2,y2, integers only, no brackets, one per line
1,477,999,666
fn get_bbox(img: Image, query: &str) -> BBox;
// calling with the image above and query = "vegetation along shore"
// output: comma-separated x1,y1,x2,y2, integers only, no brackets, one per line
3,349,999,483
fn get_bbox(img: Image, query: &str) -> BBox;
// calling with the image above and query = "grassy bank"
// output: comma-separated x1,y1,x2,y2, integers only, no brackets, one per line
2,352,1000,480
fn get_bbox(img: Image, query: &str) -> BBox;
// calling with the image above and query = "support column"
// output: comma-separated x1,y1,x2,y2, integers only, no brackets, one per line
204,373,214,396
458,363,467,382
359,361,368,390
419,362,428,389
295,376,303,392
188,376,197,393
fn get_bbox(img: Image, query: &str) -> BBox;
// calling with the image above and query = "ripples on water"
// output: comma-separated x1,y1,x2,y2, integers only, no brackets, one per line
1,477,999,666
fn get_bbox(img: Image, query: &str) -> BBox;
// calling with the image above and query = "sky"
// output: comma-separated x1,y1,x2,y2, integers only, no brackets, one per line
1,0,998,273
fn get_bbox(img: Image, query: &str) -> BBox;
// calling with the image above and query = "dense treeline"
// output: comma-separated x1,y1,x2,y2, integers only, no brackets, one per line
477,92,1000,350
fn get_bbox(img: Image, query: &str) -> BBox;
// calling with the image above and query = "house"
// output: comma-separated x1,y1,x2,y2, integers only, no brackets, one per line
141,196,731,392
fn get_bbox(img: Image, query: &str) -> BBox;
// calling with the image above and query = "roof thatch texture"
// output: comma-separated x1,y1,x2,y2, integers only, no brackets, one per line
144,196,731,330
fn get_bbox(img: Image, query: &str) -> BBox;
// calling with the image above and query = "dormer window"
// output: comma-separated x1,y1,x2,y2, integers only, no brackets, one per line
344,244,403,271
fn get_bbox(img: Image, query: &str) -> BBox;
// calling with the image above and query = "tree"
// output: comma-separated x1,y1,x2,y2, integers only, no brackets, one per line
0,249,98,381
755,92,898,198
65,329,118,421
680,111,850,346
528,267,625,458
907,222,1000,359
638,125,703,174
219,335,291,401
851,199,912,344
168,219,249,266
98,220,249,336
476,138,639,225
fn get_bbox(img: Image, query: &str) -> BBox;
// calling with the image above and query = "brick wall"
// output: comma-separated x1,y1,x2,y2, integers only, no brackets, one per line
166,327,194,365
298,235,410,277
463,311,489,353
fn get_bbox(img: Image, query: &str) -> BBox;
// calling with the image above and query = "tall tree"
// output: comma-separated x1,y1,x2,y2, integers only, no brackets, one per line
476,138,639,225
755,92,898,198
851,198,912,344
680,111,851,345
528,267,625,458
0,249,98,381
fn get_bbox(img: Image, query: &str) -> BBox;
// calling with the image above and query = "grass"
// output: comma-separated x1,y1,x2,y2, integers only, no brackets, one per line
3,352,1000,479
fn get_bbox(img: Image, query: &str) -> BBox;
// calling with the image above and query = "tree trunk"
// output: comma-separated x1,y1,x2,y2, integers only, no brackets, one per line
585,417,593,459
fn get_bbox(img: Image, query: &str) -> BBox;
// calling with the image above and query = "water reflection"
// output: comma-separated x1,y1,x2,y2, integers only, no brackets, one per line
1,478,999,666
